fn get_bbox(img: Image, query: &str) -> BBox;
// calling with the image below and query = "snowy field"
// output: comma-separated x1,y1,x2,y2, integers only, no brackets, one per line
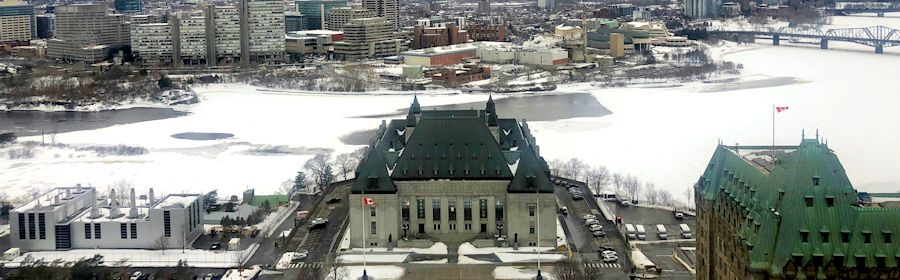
2,23,900,198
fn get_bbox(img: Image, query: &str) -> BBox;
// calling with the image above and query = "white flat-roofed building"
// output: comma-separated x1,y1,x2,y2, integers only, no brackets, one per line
11,185,203,251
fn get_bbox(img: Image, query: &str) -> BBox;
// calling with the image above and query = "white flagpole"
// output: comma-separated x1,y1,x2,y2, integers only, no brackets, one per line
363,189,367,276
772,104,776,167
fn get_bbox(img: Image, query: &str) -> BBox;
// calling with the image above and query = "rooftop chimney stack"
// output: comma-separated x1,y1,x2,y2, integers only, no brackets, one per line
53,194,60,205
129,188,138,217
109,188,120,218
65,189,72,199
76,183,83,193
90,188,100,218
148,188,156,205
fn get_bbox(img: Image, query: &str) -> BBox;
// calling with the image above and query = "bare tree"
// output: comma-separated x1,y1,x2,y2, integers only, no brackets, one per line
548,159,565,177
612,173,623,193
334,153,357,181
329,253,348,280
564,158,588,180
644,182,659,205
684,187,695,209
304,153,334,191
110,179,133,202
621,175,641,202
350,146,370,163
552,257,589,280
659,189,674,207
585,166,611,195
155,236,169,255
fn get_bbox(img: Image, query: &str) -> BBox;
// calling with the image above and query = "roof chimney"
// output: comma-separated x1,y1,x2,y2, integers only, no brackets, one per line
53,194,60,205
90,188,100,218
148,188,156,205
76,183,83,193
109,188,120,218
65,189,72,199
129,188,138,218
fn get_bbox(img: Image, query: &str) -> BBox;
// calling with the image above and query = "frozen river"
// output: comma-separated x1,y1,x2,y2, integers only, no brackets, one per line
1,17,898,199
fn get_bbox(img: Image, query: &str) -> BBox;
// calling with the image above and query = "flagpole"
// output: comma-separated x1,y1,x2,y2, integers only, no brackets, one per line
772,104,776,167
362,188,367,279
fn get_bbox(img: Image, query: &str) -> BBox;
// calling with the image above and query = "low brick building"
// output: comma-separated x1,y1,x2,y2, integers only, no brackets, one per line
402,43,477,66
430,65,490,86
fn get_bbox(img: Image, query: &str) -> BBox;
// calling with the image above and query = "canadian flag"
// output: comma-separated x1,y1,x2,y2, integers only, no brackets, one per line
364,197,375,205
776,106,790,113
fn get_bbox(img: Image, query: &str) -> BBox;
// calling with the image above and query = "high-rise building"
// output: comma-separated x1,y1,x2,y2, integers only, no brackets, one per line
175,13,209,65
326,6,375,31
362,0,398,30
478,0,490,14
114,0,142,13
695,138,900,279
348,97,557,249
0,0,35,43
35,14,53,39
131,22,174,65
285,11,304,32
296,0,346,30
207,5,242,65
239,0,285,65
684,0,719,18
466,19,506,42
537,0,555,10
333,17,403,60
47,4,130,63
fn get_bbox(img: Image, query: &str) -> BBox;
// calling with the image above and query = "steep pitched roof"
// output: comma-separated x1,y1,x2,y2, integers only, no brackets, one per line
697,139,900,275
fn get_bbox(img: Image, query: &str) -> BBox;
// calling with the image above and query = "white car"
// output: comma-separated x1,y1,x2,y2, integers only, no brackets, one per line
585,219,600,225
291,249,309,263
130,272,142,280
582,214,597,220
601,250,617,257
674,211,684,219
602,254,619,263
589,224,603,232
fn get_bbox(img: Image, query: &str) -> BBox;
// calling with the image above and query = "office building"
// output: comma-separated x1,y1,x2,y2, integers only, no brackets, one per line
114,0,142,13
478,0,490,14
326,6,375,31
131,22,174,65
285,11,304,32
0,0,35,43
696,138,900,279
285,30,342,60
537,0,555,10
296,0,346,30
47,4,130,64
632,7,651,20
333,17,403,60
403,43,477,66
10,185,203,251
349,97,556,248
362,0,398,30
411,22,467,49
466,19,505,42
207,5,241,65
35,14,52,39
239,0,285,65
685,0,719,18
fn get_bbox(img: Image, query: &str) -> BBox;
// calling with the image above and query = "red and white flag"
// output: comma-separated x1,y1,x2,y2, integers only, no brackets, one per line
363,197,375,205
776,106,790,113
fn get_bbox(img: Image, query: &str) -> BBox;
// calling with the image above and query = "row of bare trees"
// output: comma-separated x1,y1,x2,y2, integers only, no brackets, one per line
291,146,370,192
548,158,693,208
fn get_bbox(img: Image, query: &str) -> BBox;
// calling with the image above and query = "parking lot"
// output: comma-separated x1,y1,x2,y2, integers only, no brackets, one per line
606,200,696,242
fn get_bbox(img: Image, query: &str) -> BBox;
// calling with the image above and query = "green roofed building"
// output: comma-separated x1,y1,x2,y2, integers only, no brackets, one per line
695,137,900,280
348,96,556,248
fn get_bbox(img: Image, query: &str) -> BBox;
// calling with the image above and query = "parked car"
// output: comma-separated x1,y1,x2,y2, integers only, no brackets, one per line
291,250,309,263
602,254,619,263
585,219,600,226
203,273,215,280
601,250,618,258
572,193,583,200
311,218,329,229
130,272,143,280
592,230,606,237
326,197,342,204
582,214,597,220
589,224,603,232
210,242,221,250
597,244,615,253
559,207,568,215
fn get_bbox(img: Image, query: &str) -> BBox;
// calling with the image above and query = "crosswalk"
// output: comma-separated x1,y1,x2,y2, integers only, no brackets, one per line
283,262,324,269
584,262,621,268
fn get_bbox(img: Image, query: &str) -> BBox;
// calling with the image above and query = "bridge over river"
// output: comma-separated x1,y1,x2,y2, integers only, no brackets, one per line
708,25,900,53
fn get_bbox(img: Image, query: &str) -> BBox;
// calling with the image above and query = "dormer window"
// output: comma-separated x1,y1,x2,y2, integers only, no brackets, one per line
800,230,809,243
863,231,872,243
456,154,462,160
826,196,835,207
465,169,470,175
433,169,439,175
813,176,821,186
495,169,501,175
488,154,493,159
441,154,446,160
472,154,477,160
480,169,486,175
449,169,455,175
426,154,431,160
418,169,423,176
805,196,814,207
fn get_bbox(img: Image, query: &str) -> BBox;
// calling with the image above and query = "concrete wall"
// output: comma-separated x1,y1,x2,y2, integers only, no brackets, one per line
506,193,556,247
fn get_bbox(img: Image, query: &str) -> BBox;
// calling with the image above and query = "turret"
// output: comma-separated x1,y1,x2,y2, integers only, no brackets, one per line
405,97,419,143
487,96,499,143
129,188,138,218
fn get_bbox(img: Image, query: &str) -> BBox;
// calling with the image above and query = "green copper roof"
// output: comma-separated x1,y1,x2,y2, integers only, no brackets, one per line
697,139,900,275
352,98,553,194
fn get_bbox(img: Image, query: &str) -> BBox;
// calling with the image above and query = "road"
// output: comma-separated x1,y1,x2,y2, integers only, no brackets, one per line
280,180,352,273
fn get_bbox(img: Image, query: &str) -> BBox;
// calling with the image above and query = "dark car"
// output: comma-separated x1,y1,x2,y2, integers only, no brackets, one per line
598,244,615,253
210,242,221,250
326,197,342,204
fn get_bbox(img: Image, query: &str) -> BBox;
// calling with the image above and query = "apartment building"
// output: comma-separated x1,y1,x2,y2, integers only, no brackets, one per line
333,17,403,60
0,0,35,43
47,4,130,64
326,6,374,31
362,0,398,30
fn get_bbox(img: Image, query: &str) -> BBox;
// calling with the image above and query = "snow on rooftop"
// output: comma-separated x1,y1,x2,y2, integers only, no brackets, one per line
153,194,199,209
14,186,92,213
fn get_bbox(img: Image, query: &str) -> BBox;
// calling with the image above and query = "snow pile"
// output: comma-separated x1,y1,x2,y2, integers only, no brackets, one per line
493,266,556,280
347,242,447,255
331,265,405,280
4,245,259,268
337,253,409,264
458,242,557,255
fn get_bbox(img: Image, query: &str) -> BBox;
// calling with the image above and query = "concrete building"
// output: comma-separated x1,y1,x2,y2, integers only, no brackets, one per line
285,30,342,60
696,138,900,279
131,22,174,65
516,47,568,66
474,42,567,67
537,0,555,10
47,4,130,64
411,22,467,50
0,0,35,43
402,43,477,66
609,33,624,57
114,0,142,13
466,20,505,42
685,0,719,19
722,2,741,17
296,0,346,30
362,0,398,30
478,0,490,14
176,13,209,65
207,5,242,65
239,0,285,65
349,97,556,248
36,14,53,39
332,17,403,60
632,7,651,20
11,185,203,251
587,28,651,55
285,11,304,32
326,6,375,31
